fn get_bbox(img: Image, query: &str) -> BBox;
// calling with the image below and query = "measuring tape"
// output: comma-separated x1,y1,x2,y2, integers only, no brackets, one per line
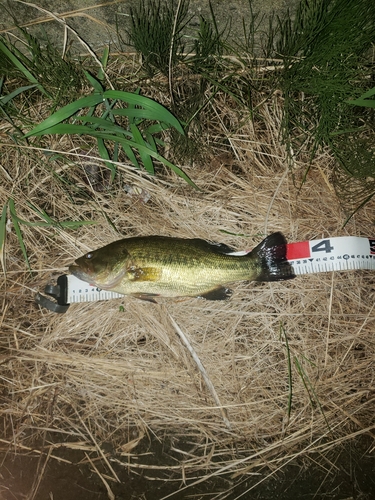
287,236,375,274
35,236,375,312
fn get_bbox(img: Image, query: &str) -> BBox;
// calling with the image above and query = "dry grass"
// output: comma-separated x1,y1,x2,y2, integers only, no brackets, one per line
1,59,375,498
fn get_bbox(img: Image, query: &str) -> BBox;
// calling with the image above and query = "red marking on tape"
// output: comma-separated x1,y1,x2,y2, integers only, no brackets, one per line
286,241,310,260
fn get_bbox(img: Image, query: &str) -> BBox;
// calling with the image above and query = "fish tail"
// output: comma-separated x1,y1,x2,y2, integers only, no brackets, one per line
251,232,295,282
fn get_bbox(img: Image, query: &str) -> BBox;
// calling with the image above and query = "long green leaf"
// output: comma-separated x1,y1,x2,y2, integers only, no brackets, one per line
0,39,43,91
112,108,173,126
84,70,104,93
98,46,110,81
0,84,38,105
96,137,116,180
10,201,97,228
145,122,171,134
294,356,331,432
8,199,30,271
23,94,105,138
144,130,158,153
88,131,198,187
130,123,154,174
280,323,293,420
25,124,94,136
26,201,58,227
25,120,135,139
0,201,7,274
122,143,140,169
346,87,375,108
78,115,134,136
103,90,185,134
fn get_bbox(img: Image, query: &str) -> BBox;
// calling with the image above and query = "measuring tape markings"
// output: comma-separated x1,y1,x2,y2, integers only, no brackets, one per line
287,236,375,275
68,279,124,303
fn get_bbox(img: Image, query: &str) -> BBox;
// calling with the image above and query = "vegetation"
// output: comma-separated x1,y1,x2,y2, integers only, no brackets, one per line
1,1,375,498
276,0,375,217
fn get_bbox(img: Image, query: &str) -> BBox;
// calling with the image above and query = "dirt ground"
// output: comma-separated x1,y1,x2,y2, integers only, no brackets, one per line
1,434,375,499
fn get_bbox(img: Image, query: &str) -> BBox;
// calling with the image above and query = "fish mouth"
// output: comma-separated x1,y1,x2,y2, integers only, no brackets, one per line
69,265,126,290
69,265,95,285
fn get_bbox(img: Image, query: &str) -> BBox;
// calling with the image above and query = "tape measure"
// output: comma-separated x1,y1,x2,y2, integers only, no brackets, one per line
35,236,375,312
287,236,375,274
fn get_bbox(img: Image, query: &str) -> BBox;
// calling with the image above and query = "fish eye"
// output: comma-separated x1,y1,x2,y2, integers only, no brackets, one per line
85,252,93,259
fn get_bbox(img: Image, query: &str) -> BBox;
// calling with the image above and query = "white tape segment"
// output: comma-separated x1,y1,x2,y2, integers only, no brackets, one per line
287,236,375,275
65,236,375,303
67,275,124,303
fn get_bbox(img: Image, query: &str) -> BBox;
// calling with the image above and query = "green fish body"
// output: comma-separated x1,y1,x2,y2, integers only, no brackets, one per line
69,232,294,300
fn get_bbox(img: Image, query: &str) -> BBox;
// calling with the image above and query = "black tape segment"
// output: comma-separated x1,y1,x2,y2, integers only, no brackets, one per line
35,275,70,313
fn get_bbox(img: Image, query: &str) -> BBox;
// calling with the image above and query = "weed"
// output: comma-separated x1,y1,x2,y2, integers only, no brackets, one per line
24,71,196,187
127,0,190,76
0,28,84,106
275,0,375,216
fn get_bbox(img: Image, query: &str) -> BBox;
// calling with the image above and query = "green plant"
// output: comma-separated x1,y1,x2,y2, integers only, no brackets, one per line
280,323,293,422
127,0,190,76
0,199,97,273
0,28,83,106
24,71,196,187
0,76,37,135
346,87,375,109
0,203,7,273
276,0,375,216
238,0,277,59
294,355,332,433
188,2,227,73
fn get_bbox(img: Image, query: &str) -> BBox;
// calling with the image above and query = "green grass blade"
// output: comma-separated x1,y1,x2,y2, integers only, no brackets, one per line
24,123,103,136
144,130,158,153
58,220,98,228
24,94,104,138
26,201,58,227
96,137,116,180
9,201,97,229
25,118,133,139
346,87,375,108
0,202,7,274
25,203,96,230
84,70,104,93
0,84,38,105
294,356,331,432
0,39,42,90
78,115,133,136
144,122,171,134
103,90,185,134
130,123,154,174
8,199,30,271
112,108,169,124
113,142,120,163
89,131,198,187
122,143,141,169
98,46,110,81
280,323,293,420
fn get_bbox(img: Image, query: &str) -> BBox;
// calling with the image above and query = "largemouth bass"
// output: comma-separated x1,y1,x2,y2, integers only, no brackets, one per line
69,232,295,301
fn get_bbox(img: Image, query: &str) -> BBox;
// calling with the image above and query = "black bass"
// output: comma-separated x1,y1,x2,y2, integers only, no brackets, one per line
69,232,295,301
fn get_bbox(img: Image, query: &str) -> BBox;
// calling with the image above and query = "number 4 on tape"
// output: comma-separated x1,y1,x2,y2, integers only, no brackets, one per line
311,239,334,253
287,236,375,275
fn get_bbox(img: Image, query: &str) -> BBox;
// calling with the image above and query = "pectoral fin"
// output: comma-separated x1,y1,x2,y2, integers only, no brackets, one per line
127,266,162,282
131,292,159,303
197,286,233,300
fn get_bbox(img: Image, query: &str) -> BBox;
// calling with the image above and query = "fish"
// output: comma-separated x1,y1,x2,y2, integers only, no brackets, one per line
69,232,295,301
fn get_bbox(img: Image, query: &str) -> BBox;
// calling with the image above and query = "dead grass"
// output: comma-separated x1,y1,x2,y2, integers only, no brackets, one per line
1,58,375,499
